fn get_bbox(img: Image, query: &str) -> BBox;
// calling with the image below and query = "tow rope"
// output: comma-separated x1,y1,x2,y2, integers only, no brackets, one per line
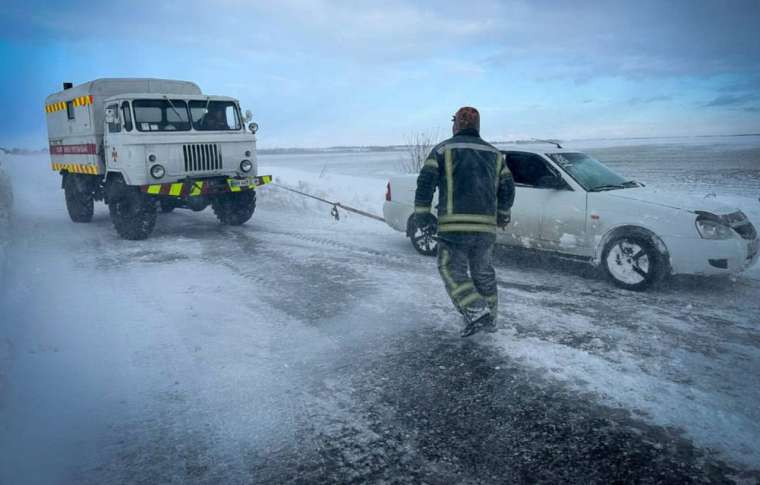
270,182,386,223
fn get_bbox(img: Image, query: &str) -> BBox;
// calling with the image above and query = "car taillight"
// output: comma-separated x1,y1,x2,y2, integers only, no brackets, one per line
385,182,391,201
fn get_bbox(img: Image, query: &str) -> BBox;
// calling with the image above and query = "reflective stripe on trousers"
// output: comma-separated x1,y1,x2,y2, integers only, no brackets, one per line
437,236,498,323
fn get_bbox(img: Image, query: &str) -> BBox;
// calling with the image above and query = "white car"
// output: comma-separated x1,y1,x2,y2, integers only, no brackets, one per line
383,145,759,290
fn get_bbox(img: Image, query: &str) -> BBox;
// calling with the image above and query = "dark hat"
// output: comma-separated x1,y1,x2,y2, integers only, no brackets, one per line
452,106,480,135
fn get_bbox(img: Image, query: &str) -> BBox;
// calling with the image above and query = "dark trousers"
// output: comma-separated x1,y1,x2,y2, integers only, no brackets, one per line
436,234,498,323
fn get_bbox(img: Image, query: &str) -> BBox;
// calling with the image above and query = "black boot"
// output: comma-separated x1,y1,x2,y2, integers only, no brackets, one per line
460,313,494,338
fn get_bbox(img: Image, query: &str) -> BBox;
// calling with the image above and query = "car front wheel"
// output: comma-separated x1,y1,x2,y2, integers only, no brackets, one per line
602,234,666,291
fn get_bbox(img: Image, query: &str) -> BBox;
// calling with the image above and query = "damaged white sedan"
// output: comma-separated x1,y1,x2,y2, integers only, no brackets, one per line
383,145,759,290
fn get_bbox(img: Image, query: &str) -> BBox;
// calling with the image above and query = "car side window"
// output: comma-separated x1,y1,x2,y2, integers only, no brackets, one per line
107,103,121,133
505,153,556,187
121,101,133,132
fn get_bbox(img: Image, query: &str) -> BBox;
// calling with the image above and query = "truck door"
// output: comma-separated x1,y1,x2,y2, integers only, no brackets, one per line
103,101,133,173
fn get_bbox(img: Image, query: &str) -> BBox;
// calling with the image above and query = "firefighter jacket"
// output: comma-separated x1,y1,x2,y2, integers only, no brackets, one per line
414,130,515,234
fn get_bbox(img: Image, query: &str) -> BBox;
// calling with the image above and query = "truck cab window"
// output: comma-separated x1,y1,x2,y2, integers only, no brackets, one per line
121,102,133,132
505,153,556,188
107,104,121,133
133,99,190,132
190,101,241,131
66,101,75,120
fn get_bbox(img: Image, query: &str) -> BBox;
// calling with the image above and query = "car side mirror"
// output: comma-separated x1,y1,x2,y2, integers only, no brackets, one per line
537,175,565,190
104,108,119,124
244,109,253,122
248,122,258,134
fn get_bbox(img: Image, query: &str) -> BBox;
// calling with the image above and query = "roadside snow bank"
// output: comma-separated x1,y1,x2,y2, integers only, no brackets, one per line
0,157,13,275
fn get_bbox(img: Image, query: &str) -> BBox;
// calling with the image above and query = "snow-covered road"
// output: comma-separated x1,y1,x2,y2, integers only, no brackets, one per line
1,149,760,483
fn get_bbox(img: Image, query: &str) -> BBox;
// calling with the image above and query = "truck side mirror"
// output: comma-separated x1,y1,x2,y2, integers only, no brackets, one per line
244,109,253,122
104,108,119,124
248,122,259,134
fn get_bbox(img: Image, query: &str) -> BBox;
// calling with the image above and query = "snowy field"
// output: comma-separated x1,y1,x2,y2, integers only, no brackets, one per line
1,136,760,483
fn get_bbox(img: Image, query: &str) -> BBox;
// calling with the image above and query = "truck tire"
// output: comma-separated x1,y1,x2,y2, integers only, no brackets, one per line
160,199,178,213
108,188,157,240
211,191,256,225
63,174,94,223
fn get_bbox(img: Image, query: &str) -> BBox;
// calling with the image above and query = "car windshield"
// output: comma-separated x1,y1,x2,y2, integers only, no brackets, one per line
546,152,636,191
133,99,191,132
189,100,241,131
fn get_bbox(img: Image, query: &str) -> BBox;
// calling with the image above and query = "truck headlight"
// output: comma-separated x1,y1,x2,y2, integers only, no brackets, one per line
240,160,253,173
696,218,734,239
150,164,166,179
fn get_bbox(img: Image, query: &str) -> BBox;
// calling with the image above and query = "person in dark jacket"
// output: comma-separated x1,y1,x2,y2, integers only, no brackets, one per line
414,107,515,337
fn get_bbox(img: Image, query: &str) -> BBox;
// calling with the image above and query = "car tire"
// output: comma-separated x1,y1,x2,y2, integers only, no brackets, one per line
108,188,157,240
211,190,256,226
63,173,94,223
408,215,438,256
601,233,666,291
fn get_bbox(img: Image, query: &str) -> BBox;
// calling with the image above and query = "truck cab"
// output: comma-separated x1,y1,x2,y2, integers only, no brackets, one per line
44,78,270,240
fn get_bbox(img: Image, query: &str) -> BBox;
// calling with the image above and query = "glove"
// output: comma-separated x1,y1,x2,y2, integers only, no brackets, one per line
415,212,437,233
497,210,511,228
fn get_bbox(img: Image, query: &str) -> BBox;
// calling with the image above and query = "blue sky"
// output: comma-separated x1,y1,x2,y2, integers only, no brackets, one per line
1,0,759,148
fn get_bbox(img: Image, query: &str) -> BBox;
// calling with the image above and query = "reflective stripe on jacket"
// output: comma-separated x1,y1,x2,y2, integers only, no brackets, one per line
414,132,515,233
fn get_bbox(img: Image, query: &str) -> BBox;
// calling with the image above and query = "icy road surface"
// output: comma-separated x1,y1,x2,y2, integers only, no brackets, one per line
2,143,760,484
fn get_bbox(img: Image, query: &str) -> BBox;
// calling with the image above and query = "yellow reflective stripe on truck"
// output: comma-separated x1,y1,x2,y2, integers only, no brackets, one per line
51,163,100,175
45,95,93,113
168,183,183,196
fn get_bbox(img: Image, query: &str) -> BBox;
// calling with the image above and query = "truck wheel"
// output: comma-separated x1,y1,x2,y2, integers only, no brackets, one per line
160,199,178,213
601,234,665,291
211,191,256,225
108,188,157,240
63,174,94,223
408,215,438,256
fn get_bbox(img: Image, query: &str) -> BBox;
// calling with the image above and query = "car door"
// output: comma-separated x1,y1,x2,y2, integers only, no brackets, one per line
503,152,589,255
537,154,589,255
499,152,549,248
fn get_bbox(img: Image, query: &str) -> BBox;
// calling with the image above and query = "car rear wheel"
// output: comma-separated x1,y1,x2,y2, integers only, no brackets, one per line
408,215,438,256
602,234,665,291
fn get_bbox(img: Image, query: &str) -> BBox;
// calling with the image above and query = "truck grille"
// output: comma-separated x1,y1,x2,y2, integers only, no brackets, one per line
183,143,222,172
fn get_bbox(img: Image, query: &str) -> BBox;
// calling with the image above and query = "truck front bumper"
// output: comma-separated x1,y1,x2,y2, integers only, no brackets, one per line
140,175,272,197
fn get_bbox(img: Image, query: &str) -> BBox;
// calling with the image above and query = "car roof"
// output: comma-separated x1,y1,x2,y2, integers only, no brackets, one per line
494,143,579,155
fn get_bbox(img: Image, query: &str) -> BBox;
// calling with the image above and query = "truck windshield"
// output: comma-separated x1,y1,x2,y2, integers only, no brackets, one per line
547,152,636,191
189,101,241,131
133,99,191,132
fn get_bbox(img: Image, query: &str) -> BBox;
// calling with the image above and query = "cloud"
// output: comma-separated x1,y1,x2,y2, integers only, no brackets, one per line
628,95,672,105
703,93,760,107
743,106,760,113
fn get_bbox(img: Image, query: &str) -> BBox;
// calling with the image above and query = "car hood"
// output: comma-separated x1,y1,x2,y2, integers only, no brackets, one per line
601,187,739,215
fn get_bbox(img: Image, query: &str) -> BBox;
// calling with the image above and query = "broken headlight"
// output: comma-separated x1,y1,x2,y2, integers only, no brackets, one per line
696,216,734,240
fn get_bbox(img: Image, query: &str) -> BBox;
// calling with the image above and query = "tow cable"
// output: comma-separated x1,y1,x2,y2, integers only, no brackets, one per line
270,182,386,223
